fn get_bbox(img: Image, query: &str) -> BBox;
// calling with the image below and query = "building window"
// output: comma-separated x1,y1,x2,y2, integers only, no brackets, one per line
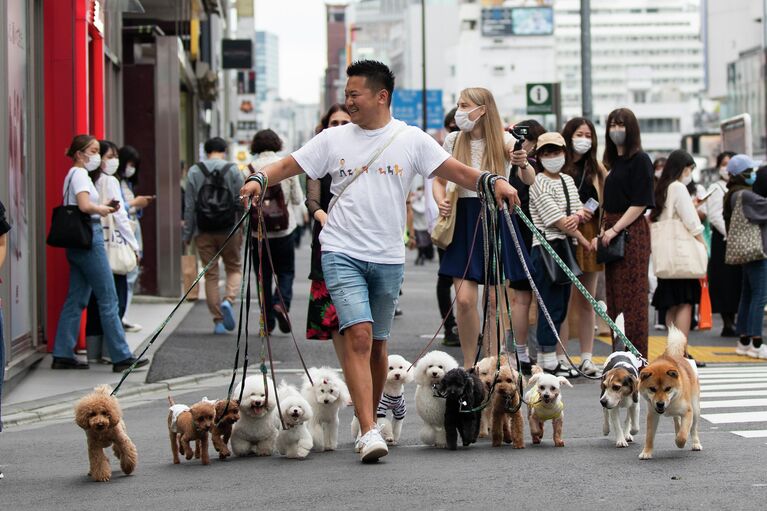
633,91,647,104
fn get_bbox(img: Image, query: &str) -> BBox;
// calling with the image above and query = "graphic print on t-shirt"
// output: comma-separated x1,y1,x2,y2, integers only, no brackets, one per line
336,158,405,178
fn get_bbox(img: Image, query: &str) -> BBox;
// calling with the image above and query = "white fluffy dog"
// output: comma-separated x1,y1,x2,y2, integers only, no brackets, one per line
413,350,459,447
376,354,414,445
276,382,314,459
301,367,350,452
231,375,278,457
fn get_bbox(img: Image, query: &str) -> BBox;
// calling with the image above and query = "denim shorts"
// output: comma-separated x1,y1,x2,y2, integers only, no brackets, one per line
321,252,404,341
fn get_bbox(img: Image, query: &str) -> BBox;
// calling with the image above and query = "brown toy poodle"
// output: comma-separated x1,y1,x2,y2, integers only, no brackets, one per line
490,355,525,449
74,384,138,482
167,396,216,465
212,399,240,459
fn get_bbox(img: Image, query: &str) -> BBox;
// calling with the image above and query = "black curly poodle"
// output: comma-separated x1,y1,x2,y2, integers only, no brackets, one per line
439,367,486,450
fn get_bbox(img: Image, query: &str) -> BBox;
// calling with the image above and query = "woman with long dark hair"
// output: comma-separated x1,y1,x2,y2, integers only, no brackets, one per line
559,117,606,376
649,150,705,348
597,108,654,359
305,103,351,357
52,135,147,372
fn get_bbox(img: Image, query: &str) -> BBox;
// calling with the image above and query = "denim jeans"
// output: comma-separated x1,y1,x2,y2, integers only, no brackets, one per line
736,259,767,337
253,234,296,329
321,251,404,340
53,223,132,362
531,246,572,353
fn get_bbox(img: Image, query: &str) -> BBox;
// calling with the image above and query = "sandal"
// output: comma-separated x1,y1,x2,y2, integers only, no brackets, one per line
543,362,579,378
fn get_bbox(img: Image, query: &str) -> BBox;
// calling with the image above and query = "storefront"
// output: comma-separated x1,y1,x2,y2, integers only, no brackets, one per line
1,0,46,387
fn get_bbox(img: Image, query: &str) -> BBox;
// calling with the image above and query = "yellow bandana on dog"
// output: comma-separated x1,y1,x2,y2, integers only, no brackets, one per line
528,389,564,421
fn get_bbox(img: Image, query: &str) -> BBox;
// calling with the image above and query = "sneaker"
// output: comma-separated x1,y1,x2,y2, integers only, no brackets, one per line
355,426,388,462
442,327,460,347
112,357,149,373
122,321,143,333
543,363,578,378
273,303,291,333
579,359,598,377
753,345,767,359
736,341,752,356
51,357,89,370
653,323,667,331
220,300,236,331
747,345,763,359
213,322,228,335
394,308,403,317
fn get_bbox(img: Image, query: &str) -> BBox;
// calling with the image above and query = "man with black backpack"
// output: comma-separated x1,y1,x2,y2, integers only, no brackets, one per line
183,137,244,334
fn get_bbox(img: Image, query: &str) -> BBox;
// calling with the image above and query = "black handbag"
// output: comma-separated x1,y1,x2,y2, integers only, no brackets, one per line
596,230,628,265
539,176,582,285
46,173,93,249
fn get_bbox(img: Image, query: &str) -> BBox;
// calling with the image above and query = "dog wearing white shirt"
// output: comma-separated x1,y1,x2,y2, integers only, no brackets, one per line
376,354,414,445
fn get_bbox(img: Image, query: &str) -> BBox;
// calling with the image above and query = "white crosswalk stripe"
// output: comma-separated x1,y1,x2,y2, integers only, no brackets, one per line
698,365,767,442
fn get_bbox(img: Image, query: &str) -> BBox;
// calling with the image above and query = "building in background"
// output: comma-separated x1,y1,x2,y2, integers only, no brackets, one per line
255,31,279,103
323,3,347,110
555,0,706,155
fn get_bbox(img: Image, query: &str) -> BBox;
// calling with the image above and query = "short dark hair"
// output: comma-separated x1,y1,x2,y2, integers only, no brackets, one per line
603,108,642,169
320,103,351,131
716,151,736,168
98,139,119,158
346,60,395,105
204,137,228,155
250,129,283,154
444,107,458,132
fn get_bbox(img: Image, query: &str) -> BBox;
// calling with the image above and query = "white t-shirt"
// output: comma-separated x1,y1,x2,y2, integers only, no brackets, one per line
63,166,99,219
292,118,450,263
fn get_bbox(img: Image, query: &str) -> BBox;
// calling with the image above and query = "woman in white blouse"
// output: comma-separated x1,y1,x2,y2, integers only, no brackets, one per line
649,149,706,341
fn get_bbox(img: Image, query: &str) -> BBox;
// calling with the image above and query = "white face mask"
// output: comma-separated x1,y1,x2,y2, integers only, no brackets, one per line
654,169,663,179
572,137,592,155
84,153,101,171
454,106,483,132
609,128,626,146
103,158,119,176
681,174,692,186
719,167,729,181
541,155,566,173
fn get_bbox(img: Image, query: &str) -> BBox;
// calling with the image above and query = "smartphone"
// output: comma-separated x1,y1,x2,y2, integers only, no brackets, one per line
697,188,715,202
108,199,120,208
584,197,599,213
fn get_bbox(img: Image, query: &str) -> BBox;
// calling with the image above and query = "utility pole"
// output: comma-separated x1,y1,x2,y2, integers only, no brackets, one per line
580,0,593,120
421,0,427,131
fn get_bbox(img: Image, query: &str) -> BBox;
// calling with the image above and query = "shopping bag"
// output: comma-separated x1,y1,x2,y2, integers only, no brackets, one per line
181,252,200,301
698,277,712,331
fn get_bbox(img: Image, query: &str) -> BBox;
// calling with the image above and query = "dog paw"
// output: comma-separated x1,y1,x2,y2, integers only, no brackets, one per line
90,470,111,482
602,425,610,436
479,432,488,439
615,439,629,448
625,433,634,443
554,440,565,447
630,427,639,435
532,436,541,445
692,442,702,451
675,436,688,449
638,450,653,460
512,443,525,449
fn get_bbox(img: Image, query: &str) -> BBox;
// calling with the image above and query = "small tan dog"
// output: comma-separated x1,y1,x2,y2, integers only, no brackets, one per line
489,354,525,449
638,324,702,460
475,356,496,438
524,366,572,447
167,396,216,465
74,384,138,482
212,399,240,460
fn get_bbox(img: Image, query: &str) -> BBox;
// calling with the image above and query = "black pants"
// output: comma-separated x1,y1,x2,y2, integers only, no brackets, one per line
437,248,456,332
252,234,296,330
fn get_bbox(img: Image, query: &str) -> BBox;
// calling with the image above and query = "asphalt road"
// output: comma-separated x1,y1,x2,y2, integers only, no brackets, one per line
3,241,767,509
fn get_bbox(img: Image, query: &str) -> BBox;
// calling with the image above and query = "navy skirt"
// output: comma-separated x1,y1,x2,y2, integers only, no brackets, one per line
439,197,533,284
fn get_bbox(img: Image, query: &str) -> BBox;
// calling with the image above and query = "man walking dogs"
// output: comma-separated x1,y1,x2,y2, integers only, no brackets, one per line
240,61,520,462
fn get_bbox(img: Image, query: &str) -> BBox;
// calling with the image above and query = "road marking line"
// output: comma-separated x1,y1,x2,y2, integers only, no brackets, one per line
700,383,767,391
701,390,767,398
697,377,767,384
700,398,767,408
731,430,767,438
701,411,767,424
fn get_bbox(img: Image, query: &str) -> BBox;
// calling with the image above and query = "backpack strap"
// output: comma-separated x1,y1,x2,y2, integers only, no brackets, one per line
196,161,210,177
220,162,236,177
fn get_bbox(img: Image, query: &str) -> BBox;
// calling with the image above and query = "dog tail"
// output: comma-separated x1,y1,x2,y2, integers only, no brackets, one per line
665,323,688,358
94,384,113,395
167,394,176,407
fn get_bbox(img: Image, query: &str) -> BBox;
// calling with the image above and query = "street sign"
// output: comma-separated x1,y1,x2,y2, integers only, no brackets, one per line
481,7,514,38
222,39,253,69
392,89,444,130
526,83,553,114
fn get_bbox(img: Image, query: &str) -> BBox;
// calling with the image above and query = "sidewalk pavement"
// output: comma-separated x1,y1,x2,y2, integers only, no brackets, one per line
2,296,195,424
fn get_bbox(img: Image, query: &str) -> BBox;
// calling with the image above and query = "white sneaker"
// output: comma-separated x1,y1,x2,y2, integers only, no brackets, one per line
747,345,761,358
736,342,752,356
579,359,598,377
750,345,767,359
355,426,388,462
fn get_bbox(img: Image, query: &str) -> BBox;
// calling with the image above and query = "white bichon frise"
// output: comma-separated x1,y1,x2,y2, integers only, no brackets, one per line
231,376,278,457
376,354,414,445
301,367,350,452
414,350,459,448
276,382,314,459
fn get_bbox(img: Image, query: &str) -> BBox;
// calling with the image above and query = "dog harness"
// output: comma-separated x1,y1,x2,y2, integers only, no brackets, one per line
376,393,407,420
602,352,640,378
528,389,564,421
169,404,190,433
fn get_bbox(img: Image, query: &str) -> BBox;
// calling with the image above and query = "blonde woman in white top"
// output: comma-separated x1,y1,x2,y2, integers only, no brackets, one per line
433,87,534,368
649,149,705,340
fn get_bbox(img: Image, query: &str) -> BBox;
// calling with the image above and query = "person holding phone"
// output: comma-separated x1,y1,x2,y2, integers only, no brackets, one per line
560,118,606,376
52,135,147,372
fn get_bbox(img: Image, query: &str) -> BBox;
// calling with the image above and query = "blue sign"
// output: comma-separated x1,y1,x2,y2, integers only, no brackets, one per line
392,89,444,130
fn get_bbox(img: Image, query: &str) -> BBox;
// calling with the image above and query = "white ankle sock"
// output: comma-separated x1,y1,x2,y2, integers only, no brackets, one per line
515,343,530,363
581,352,592,362
557,354,568,366
539,352,557,370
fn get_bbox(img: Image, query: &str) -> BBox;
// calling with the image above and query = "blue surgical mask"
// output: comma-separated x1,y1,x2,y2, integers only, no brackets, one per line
745,174,756,186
